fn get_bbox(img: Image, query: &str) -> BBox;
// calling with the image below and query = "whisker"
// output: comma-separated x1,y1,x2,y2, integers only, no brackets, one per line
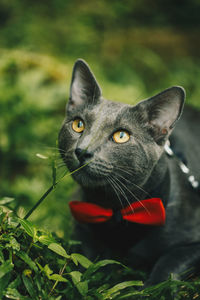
117,165,136,171
108,176,127,208
44,146,63,150
110,176,135,213
107,177,124,210
114,167,134,177
65,159,94,178
57,163,67,168
54,156,66,160
42,146,66,152
63,152,75,159
115,173,151,198
113,176,150,215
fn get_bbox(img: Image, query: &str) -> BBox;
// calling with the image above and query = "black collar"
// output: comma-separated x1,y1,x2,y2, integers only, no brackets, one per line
165,140,200,195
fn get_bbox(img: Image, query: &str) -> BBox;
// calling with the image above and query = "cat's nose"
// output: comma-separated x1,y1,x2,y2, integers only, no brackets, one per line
75,148,93,164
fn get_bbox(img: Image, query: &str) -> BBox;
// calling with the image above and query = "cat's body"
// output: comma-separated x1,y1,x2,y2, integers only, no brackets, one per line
59,59,200,286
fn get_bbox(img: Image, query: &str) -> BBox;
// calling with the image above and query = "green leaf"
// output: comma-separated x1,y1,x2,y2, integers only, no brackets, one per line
4,288,26,299
49,274,68,282
76,281,88,296
7,275,21,289
71,253,93,269
70,271,82,285
69,271,88,296
18,219,36,238
0,260,13,279
22,274,37,298
36,153,48,160
0,206,3,215
43,264,53,277
38,235,57,246
68,240,82,246
0,273,11,298
0,197,15,205
0,248,4,263
8,217,19,228
118,291,144,299
15,251,38,272
0,209,6,224
103,280,143,298
71,254,78,266
42,264,68,282
84,259,123,278
5,236,20,252
142,279,169,295
34,274,42,292
48,243,70,258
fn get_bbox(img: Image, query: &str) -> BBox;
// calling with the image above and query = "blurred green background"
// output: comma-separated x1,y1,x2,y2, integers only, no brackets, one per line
0,0,200,238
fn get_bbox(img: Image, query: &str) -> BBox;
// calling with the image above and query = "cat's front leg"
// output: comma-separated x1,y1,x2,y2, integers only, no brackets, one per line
144,243,200,287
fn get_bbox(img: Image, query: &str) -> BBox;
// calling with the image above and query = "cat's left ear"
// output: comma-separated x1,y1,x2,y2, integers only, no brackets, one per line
137,86,185,145
67,59,102,111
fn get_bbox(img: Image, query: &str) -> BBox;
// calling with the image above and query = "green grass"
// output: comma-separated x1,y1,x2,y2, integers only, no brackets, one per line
0,201,143,299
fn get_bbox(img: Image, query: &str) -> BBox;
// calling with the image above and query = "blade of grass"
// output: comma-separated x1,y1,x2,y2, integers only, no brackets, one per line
23,185,54,220
23,160,93,220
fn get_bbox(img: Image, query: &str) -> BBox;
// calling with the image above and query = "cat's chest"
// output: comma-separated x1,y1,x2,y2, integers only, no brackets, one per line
88,221,154,252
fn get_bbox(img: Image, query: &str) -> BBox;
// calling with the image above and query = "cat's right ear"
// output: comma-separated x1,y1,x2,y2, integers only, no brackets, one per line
135,86,185,145
67,59,102,111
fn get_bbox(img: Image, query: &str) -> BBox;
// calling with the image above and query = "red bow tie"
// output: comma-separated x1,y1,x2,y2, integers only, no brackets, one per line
69,198,166,226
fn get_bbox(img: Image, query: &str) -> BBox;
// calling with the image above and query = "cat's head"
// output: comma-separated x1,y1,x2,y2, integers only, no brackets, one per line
59,59,185,190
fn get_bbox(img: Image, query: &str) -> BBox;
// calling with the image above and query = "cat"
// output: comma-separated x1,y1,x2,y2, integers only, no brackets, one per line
58,59,200,286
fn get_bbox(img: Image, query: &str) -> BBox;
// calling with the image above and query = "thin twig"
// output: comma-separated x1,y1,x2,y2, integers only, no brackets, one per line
48,261,68,296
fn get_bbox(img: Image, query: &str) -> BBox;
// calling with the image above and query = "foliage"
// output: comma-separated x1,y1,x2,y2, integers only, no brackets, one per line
0,201,142,299
0,0,200,96
0,0,200,60
0,49,76,237
1,200,200,299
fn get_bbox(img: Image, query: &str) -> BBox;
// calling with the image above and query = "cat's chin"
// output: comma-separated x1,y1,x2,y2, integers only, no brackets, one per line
74,176,108,188
67,160,113,188
71,168,109,188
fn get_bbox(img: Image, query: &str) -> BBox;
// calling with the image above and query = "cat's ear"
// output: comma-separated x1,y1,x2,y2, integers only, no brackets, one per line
138,86,185,145
67,59,102,111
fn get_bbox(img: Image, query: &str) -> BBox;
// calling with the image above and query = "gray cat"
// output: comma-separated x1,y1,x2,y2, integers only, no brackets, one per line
58,59,200,286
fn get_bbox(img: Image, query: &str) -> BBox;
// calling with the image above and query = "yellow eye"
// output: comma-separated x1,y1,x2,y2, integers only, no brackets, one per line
72,119,85,133
113,130,130,144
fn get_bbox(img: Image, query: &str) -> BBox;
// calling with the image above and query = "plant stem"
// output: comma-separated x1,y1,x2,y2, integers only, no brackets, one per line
23,185,54,220
49,261,68,296
23,159,92,220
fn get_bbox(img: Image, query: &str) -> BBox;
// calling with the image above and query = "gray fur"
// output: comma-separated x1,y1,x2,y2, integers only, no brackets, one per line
58,59,200,286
